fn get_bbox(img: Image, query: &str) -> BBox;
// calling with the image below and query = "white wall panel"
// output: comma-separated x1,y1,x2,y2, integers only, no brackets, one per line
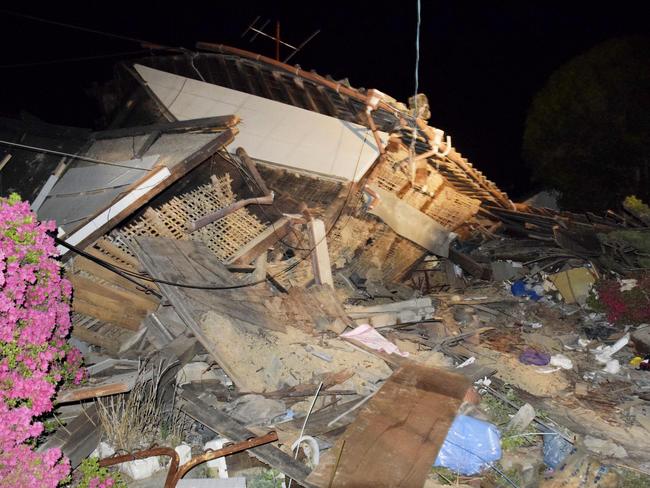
135,64,386,181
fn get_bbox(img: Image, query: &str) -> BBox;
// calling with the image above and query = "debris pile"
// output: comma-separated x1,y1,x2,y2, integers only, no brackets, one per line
3,44,650,487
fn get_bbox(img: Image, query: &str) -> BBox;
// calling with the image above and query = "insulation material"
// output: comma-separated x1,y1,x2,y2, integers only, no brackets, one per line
134,64,386,182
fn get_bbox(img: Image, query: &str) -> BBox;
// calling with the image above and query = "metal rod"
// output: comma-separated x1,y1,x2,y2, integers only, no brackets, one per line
98,431,278,488
284,30,321,63
99,446,179,488
242,16,260,38
171,431,279,484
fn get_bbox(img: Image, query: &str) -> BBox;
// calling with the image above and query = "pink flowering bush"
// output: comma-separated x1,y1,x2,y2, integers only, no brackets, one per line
0,194,84,486
73,458,124,488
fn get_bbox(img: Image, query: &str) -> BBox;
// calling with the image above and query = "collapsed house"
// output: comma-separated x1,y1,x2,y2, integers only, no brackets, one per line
2,44,650,486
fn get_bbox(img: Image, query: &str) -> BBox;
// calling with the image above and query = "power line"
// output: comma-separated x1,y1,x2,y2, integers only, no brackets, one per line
408,0,422,176
414,0,421,104
0,49,150,69
0,140,151,171
0,8,175,50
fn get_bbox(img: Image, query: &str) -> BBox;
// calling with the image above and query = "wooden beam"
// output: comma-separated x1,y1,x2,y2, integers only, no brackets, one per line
181,390,314,486
227,216,293,266
448,248,492,280
71,324,121,355
235,147,271,195
70,275,157,330
307,219,334,287
188,193,274,233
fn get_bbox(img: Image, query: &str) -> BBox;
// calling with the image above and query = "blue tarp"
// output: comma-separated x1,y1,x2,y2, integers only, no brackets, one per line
434,414,502,475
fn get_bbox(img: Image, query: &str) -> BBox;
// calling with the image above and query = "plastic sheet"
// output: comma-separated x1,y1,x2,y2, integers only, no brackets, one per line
511,279,543,301
519,347,551,366
434,414,502,475
340,324,410,357
542,429,575,469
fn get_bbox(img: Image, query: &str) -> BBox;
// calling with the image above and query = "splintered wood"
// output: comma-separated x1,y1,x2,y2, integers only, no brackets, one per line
307,363,471,488
70,237,159,330
370,161,480,231
114,173,268,262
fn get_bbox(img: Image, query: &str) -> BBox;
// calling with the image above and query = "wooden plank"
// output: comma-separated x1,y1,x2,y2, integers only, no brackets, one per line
171,239,241,286
70,275,157,330
289,398,361,436
70,274,158,313
130,236,301,386
130,238,271,387
227,216,293,265
307,364,470,487
72,254,159,297
39,404,100,469
307,219,334,287
72,298,142,331
180,390,314,486
56,371,136,403
71,323,121,355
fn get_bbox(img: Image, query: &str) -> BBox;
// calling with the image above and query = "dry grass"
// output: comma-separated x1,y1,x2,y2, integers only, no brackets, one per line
97,364,163,452
97,362,195,452
160,407,194,447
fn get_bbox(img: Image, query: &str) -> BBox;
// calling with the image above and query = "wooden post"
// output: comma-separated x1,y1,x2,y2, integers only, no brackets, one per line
307,219,334,287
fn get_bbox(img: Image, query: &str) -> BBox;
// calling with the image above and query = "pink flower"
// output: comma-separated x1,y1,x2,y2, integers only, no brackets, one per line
0,194,84,485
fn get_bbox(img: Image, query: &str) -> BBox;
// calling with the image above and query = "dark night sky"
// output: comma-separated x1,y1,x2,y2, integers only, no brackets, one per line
1,1,648,198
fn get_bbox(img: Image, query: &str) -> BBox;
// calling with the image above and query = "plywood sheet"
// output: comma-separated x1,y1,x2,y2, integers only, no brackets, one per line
307,363,470,488
49,155,158,196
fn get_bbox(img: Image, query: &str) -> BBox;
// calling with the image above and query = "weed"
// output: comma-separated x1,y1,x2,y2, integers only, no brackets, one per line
248,468,287,488
616,466,650,488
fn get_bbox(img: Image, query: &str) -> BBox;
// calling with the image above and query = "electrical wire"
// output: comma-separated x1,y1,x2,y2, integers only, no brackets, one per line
407,0,422,178
219,128,369,252
0,140,152,171
54,135,368,290
0,49,150,69
441,439,520,488
0,9,176,50
414,0,421,105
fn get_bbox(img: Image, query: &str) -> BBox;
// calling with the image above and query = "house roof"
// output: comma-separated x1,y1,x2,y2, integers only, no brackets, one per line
0,116,238,252
114,46,402,133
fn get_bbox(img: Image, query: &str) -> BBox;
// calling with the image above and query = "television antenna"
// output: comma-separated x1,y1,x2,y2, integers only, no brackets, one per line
241,16,320,63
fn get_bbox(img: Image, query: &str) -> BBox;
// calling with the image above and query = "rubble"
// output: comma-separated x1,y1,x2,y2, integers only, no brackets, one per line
4,42,650,487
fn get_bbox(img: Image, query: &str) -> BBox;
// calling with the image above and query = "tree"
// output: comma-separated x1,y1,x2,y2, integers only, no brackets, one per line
523,37,650,211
